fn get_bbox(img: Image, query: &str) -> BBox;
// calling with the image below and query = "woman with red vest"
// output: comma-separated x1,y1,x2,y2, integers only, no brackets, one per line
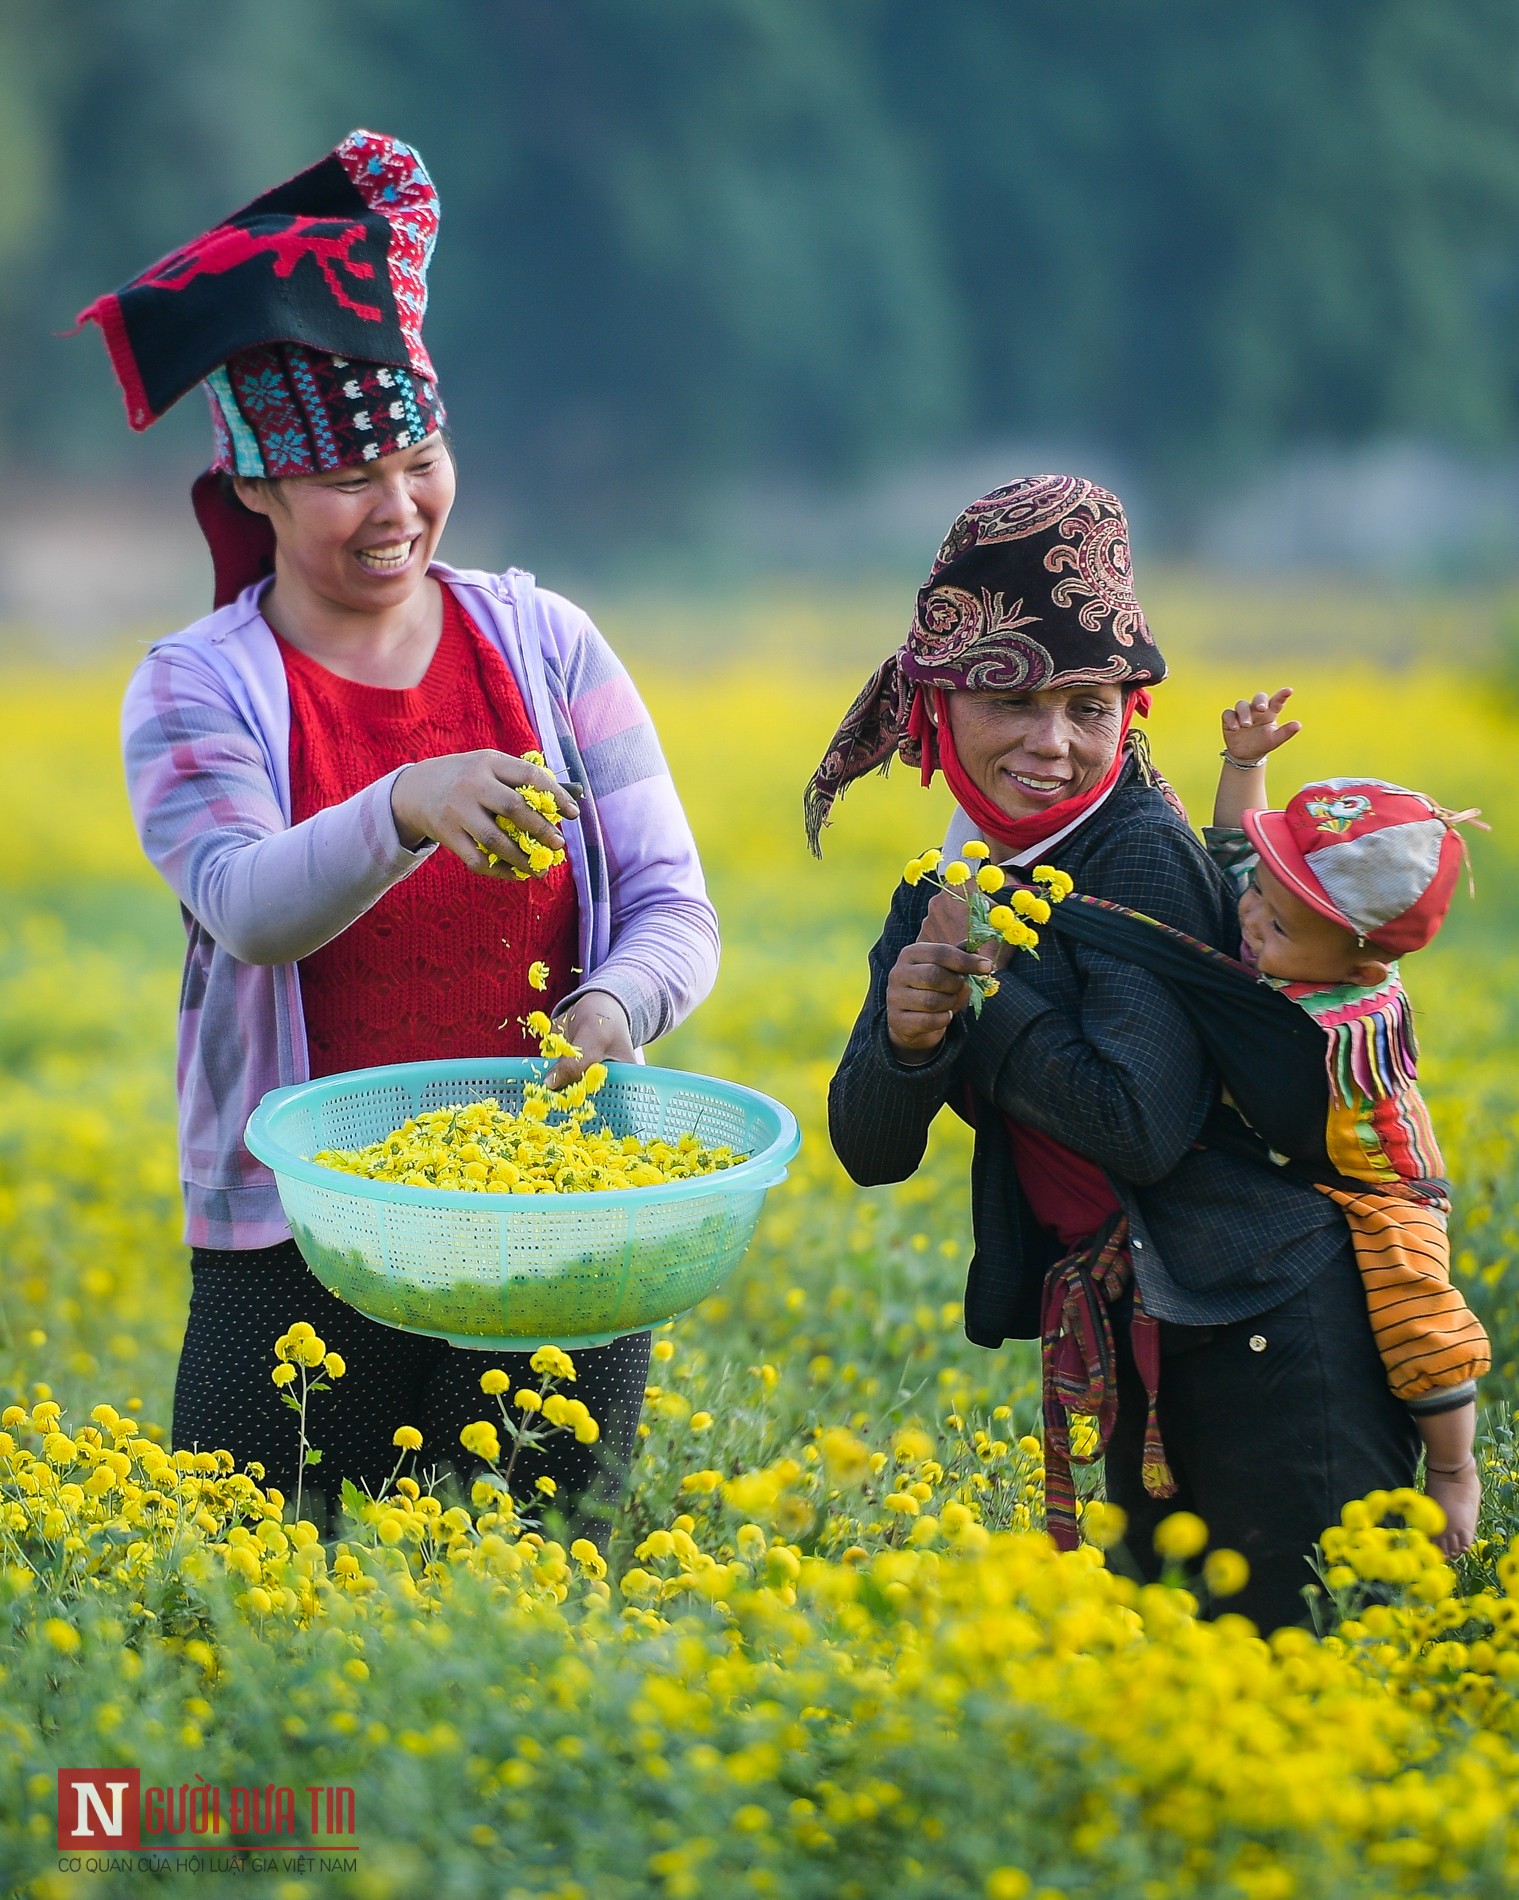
84,131,719,1539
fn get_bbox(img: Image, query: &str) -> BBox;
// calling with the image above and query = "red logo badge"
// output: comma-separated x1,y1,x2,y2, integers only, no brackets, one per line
58,1768,141,1850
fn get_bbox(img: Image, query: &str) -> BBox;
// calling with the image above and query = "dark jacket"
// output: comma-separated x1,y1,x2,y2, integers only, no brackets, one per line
828,765,1349,1347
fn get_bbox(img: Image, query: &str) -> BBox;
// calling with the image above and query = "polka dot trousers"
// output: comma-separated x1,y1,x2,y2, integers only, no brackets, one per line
173,1242,651,1547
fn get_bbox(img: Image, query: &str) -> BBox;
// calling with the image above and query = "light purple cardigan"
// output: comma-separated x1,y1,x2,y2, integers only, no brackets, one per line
122,562,720,1250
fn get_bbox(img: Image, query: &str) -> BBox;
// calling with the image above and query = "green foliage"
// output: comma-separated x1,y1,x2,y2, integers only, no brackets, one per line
10,1,1519,534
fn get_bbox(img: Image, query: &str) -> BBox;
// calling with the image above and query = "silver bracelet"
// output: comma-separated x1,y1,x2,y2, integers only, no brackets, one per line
1219,751,1263,771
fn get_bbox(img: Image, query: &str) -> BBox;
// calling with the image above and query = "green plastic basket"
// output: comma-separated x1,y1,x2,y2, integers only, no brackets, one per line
244,1058,800,1351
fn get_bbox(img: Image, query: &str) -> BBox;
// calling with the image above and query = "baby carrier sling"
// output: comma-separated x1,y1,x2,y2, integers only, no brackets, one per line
1040,892,1402,1193
1026,891,1348,1548
1030,891,1482,1550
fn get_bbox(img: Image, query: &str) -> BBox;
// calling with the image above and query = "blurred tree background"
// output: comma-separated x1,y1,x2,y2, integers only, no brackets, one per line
5,0,1519,558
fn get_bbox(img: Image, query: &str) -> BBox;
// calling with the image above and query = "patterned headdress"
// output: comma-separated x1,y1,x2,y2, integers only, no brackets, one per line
77,130,445,603
804,475,1167,853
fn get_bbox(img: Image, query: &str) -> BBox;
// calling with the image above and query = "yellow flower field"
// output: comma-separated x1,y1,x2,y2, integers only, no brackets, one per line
2,585,1519,1896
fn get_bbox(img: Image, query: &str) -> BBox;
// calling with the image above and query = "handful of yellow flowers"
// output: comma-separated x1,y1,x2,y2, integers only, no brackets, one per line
902,843,1074,1014
483,749,569,879
313,1014,745,1195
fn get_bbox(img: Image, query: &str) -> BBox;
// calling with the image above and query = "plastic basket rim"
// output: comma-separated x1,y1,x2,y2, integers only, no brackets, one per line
245,1056,801,1212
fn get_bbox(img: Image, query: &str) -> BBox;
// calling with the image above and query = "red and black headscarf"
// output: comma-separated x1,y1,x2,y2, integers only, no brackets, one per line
77,129,445,605
803,475,1171,855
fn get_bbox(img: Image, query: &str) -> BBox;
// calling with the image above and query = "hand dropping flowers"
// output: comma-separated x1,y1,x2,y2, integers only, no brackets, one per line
902,845,1074,1013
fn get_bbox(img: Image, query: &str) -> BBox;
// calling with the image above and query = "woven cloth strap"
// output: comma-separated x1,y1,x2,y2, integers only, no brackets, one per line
1040,1214,1177,1551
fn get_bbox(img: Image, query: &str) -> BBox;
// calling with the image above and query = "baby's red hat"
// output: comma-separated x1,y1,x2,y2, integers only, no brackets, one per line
1243,779,1476,957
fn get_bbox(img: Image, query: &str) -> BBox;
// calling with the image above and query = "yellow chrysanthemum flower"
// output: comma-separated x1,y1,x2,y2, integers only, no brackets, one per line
1080,1500,1127,1550
942,861,971,887
962,839,991,860
569,1537,606,1578
528,961,550,992
1031,863,1074,898
1153,1510,1209,1562
531,1344,577,1382
459,1421,502,1463
1203,1547,1250,1597
392,1425,423,1451
975,864,1005,893
1000,920,1040,951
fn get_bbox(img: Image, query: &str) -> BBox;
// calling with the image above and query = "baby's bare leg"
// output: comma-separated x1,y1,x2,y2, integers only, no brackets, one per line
1419,1401,1479,1556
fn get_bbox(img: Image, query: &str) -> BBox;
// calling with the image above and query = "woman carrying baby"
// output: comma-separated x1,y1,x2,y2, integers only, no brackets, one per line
814,474,1428,1633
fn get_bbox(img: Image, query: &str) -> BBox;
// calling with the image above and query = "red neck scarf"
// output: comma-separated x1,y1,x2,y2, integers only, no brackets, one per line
908,687,1151,856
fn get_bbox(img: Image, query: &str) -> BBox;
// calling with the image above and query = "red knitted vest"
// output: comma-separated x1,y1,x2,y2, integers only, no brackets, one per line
280,585,580,1079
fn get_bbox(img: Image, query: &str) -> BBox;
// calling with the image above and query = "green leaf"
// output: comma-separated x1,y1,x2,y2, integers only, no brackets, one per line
305,1448,323,1466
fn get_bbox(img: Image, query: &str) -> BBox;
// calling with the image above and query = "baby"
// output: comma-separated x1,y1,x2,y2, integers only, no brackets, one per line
1208,687,1489,1556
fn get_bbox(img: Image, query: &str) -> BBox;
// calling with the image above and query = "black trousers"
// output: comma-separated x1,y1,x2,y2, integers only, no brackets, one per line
173,1242,650,1546
1105,1241,1419,1633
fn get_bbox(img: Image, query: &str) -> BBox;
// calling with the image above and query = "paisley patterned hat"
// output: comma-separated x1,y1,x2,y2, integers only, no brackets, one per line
804,475,1166,853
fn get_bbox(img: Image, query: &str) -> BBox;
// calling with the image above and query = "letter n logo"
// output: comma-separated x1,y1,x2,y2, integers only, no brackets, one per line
58,1768,141,1849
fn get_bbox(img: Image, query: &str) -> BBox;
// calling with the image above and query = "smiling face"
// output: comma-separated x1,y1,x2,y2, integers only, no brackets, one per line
942,681,1127,820
1238,859,1388,985
232,433,455,612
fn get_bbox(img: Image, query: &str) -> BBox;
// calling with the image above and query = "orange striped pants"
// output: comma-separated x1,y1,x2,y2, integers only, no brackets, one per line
1320,1187,1489,1403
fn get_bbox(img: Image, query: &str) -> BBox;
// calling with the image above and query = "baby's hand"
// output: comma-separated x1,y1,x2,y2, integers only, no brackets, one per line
1425,1459,1480,1559
1221,687,1302,764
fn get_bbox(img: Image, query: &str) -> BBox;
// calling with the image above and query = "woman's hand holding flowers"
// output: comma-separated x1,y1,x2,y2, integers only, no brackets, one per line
886,890,995,1064
391,748,578,875
885,853,1072,1064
